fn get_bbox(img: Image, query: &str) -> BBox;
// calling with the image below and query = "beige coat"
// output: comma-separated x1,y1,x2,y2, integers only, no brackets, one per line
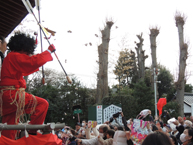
98,131,128,145
113,131,127,145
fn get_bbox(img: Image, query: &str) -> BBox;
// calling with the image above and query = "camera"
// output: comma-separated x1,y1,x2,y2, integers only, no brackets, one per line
113,112,121,118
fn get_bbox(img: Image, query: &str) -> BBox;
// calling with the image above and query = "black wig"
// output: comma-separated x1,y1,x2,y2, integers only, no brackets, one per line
7,32,36,55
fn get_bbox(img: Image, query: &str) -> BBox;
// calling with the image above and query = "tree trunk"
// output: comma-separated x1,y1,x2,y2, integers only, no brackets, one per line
175,13,188,116
96,21,114,104
135,33,147,80
150,28,159,99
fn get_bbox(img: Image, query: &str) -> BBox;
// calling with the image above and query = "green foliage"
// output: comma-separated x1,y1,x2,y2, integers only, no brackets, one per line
113,49,136,86
157,65,175,100
143,70,152,87
102,87,137,119
103,80,154,119
185,84,193,93
26,69,95,127
143,65,176,102
132,80,155,116
120,87,138,118
163,101,180,119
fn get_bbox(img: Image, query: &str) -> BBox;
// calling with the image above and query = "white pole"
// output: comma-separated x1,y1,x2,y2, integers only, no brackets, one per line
154,68,158,117
0,123,65,130
191,104,193,116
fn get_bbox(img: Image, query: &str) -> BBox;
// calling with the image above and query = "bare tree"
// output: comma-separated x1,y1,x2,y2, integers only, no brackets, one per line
135,33,148,80
175,12,188,116
96,20,114,104
150,27,160,99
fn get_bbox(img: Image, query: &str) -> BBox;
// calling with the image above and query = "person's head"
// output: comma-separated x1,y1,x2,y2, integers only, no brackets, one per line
112,123,119,131
152,124,158,132
106,129,115,139
184,120,193,128
170,135,178,145
99,124,108,133
70,129,76,136
66,128,75,139
103,126,109,135
75,123,81,131
82,120,87,127
165,125,172,133
178,116,184,125
127,118,133,125
162,127,167,133
0,36,7,54
190,116,193,122
142,131,173,145
7,32,36,55
57,130,63,138
109,125,114,130
117,126,124,131
63,126,70,133
180,128,193,143
127,118,133,128
156,121,161,128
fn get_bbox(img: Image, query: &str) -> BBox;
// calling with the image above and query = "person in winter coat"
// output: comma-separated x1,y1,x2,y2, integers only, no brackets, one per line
112,130,127,145
172,117,185,143
98,129,115,145
76,123,109,145
121,112,133,145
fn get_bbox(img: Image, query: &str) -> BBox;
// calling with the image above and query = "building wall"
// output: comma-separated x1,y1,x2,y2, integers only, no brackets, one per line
184,103,191,113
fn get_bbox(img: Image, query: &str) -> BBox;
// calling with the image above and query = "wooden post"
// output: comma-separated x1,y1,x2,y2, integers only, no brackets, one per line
77,113,80,123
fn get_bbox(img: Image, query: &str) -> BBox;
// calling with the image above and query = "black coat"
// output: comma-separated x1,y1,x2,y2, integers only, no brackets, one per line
122,116,134,145
176,125,184,140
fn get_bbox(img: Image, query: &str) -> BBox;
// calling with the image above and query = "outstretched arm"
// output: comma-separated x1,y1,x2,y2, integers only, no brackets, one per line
121,112,130,131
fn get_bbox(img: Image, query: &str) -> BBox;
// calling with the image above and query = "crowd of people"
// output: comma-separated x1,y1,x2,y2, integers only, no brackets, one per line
55,111,193,145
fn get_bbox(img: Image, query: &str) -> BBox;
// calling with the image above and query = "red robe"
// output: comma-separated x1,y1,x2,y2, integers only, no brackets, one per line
0,50,53,139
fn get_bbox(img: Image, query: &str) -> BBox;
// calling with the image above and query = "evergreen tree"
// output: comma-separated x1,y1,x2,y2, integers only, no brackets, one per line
132,80,154,116
185,84,193,93
157,65,175,99
26,69,95,127
102,86,137,119
113,49,136,87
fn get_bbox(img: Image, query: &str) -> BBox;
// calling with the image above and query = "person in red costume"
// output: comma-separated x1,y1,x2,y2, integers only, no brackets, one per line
0,32,56,140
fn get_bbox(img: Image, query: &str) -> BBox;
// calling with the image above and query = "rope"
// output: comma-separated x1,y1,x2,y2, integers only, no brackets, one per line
0,86,37,124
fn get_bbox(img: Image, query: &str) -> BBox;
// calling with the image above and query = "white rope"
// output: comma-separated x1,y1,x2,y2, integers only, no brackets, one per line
25,125,29,138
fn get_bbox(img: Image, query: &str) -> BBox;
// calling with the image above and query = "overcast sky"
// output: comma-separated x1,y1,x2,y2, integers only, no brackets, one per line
10,0,193,88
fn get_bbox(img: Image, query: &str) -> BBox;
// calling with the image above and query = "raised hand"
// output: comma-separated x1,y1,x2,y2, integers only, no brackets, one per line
93,121,97,128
